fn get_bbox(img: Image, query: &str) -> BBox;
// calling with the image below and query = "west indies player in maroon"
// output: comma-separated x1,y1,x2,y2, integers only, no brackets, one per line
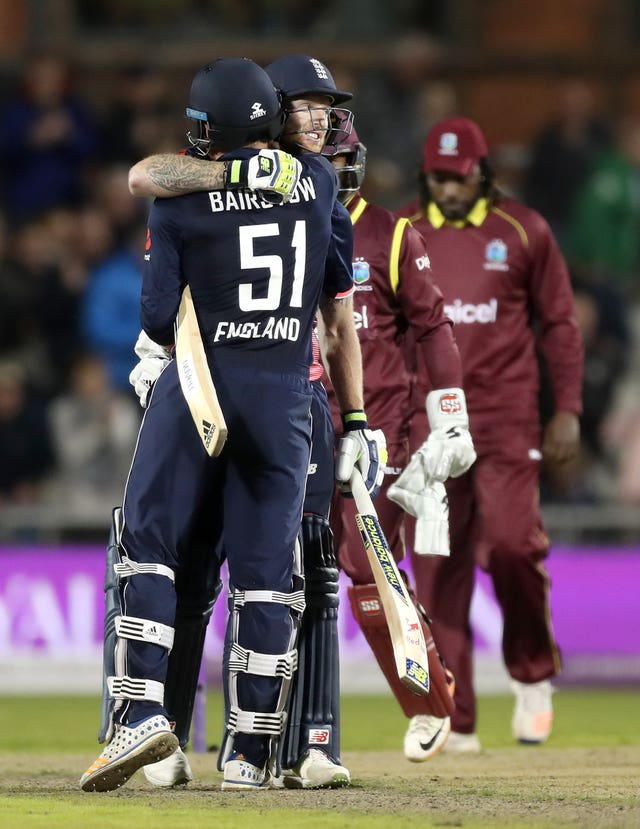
321,128,476,761
397,117,584,750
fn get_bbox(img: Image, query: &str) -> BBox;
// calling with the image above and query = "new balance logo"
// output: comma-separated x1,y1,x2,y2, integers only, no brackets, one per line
309,728,330,744
202,419,217,449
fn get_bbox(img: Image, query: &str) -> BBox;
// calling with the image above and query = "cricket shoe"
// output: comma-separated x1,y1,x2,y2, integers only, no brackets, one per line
143,746,193,787
80,714,179,792
221,752,269,790
403,714,451,762
511,679,554,744
441,730,482,753
282,749,350,789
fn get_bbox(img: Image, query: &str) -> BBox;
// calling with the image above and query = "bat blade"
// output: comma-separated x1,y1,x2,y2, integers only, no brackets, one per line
175,285,228,457
351,471,430,695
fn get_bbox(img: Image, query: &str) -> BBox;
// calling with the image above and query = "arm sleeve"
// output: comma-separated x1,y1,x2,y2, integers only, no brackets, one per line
529,214,584,414
396,221,463,389
140,200,184,345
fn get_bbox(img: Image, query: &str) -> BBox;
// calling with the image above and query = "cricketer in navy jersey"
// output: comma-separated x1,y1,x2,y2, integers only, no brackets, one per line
118,147,351,772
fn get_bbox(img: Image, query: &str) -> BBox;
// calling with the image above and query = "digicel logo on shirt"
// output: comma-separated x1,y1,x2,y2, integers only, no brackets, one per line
444,298,498,324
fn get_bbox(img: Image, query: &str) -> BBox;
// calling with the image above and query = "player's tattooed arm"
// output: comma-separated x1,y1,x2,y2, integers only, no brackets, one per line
129,150,301,202
129,154,225,198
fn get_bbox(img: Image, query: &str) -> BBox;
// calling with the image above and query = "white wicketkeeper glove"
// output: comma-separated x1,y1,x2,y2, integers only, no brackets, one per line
420,388,476,483
129,330,172,408
225,149,302,203
335,410,387,499
387,476,449,556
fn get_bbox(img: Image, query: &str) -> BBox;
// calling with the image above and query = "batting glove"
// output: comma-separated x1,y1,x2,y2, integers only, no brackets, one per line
133,329,172,361
225,149,302,204
335,410,387,499
130,330,172,408
129,355,170,408
420,388,476,482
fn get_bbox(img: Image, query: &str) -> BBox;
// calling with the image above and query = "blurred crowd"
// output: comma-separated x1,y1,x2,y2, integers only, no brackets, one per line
2,49,640,526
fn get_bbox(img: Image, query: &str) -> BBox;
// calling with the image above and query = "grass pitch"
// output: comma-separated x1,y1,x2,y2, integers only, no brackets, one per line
1,689,638,828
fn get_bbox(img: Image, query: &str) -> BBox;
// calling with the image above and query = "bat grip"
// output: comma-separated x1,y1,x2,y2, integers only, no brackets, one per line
349,468,376,517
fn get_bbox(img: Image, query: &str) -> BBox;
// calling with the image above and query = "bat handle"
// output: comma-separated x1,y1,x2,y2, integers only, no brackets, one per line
349,468,376,517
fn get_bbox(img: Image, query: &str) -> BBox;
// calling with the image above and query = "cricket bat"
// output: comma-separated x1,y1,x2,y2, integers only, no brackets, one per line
174,285,228,457
350,469,430,695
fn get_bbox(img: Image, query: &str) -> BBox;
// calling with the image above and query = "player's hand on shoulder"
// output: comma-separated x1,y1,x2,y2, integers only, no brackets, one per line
335,411,387,499
225,149,302,203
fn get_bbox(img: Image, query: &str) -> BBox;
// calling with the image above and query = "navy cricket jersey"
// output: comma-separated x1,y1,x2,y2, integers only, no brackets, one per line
140,149,353,376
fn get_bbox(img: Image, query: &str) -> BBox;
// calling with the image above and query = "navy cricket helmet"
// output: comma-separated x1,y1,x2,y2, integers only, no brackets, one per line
186,57,284,154
264,54,352,104
265,54,353,152
324,126,367,196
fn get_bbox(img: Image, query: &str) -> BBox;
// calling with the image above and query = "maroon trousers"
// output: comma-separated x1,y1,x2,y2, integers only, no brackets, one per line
410,414,561,733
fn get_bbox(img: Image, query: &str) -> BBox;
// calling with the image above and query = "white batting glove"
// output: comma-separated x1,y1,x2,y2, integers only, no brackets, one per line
129,355,170,408
225,149,302,203
335,411,387,499
133,329,172,361
421,388,476,482
414,482,450,557
130,330,172,408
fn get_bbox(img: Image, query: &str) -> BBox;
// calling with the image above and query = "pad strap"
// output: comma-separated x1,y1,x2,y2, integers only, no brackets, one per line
115,615,175,650
114,557,175,582
107,675,164,704
233,588,306,614
228,705,286,736
228,643,298,679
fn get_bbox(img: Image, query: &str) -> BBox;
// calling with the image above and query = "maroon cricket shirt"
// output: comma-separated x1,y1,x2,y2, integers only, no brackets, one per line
322,192,462,438
398,196,583,436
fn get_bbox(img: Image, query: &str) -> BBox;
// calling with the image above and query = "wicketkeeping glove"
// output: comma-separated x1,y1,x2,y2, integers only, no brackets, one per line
129,330,172,408
387,475,450,556
414,482,450,556
420,387,476,483
225,149,302,203
335,410,387,499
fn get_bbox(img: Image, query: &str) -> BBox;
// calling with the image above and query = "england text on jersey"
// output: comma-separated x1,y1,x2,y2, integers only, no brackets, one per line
213,316,301,342
208,177,317,212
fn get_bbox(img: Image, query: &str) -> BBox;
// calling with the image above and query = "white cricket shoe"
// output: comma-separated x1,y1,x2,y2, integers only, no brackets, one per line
143,746,193,787
403,715,451,762
282,749,350,789
221,752,268,790
80,714,178,792
441,730,482,753
511,679,554,744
